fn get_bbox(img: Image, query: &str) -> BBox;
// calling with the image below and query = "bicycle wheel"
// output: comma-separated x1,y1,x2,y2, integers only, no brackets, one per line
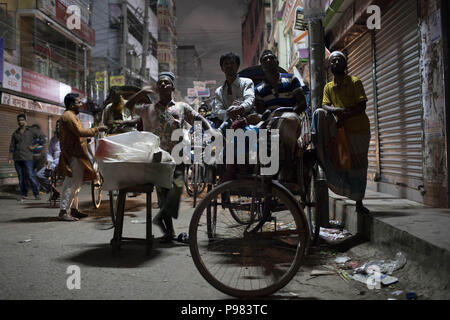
189,179,308,298
225,193,260,225
91,174,103,209
193,163,199,208
184,164,206,197
305,165,329,245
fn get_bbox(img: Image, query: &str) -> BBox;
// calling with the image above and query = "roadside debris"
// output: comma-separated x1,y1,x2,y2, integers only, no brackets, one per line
320,227,351,241
392,290,404,296
335,256,351,264
131,220,146,224
406,292,418,300
354,252,407,275
19,239,32,243
310,269,335,276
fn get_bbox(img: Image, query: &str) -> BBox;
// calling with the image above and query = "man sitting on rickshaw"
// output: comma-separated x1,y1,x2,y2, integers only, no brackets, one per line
246,50,308,183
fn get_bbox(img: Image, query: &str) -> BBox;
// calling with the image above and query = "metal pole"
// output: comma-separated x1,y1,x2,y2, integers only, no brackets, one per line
141,0,150,79
84,47,88,94
308,18,325,112
121,0,128,76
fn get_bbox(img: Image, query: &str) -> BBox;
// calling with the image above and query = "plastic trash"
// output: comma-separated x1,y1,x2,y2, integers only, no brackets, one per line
406,292,417,300
354,252,407,275
177,232,189,243
96,131,176,190
392,290,404,296
19,239,32,243
335,256,351,264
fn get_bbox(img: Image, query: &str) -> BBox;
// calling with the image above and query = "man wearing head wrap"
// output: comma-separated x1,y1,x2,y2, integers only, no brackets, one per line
125,71,215,243
312,51,371,214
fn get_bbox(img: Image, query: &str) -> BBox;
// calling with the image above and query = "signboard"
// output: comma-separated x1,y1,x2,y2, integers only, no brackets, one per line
196,88,210,98
204,80,217,86
95,71,108,91
1,93,65,115
0,38,4,84
22,68,61,103
295,8,308,30
187,88,198,97
3,61,87,106
110,75,125,87
3,62,22,92
193,81,206,90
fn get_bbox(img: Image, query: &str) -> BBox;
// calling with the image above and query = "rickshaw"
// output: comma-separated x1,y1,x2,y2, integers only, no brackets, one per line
188,66,329,298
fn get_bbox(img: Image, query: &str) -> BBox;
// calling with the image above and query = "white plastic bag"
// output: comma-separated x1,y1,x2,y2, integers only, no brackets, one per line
96,131,176,190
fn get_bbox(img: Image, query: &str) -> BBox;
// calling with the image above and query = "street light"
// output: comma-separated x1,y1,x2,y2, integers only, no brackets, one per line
303,0,328,112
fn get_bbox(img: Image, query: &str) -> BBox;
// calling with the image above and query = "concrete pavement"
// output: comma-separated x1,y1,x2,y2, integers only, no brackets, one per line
0,183,448,300
328,188,450,297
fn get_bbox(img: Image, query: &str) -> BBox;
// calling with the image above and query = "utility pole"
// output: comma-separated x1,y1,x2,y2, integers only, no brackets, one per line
140,0,150,80
308,18,325,111
121,0,128,77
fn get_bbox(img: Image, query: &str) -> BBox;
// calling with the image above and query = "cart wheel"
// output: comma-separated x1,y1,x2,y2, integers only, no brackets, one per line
91,175,103,209
189,179,308,298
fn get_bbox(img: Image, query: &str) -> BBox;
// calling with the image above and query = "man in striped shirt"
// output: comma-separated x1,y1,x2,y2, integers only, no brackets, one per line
252,50,307,182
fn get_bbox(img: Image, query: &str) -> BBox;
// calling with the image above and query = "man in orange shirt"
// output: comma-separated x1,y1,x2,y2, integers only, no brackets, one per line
57,93,108,221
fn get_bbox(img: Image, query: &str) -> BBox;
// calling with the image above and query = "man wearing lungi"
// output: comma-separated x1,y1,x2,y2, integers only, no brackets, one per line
313,51,371,214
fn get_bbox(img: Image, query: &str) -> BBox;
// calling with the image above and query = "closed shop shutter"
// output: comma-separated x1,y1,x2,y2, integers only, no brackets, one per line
0,107,22,163
346,32,378,181
375,0,423,189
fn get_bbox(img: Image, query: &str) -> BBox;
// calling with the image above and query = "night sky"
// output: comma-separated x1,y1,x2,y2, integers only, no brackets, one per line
175,0,249,85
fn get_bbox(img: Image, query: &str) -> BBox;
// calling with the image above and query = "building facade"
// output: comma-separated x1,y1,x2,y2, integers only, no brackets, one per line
157,0,176,74
0,0,95,185
241,0,267,69
91,0,159,105
176,45,201,102
270,0,449,207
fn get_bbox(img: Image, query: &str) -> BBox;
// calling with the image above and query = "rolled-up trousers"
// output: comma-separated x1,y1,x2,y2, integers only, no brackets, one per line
60,158,85,211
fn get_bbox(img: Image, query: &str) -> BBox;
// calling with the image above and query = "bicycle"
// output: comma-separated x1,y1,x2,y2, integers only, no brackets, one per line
188,107,329,298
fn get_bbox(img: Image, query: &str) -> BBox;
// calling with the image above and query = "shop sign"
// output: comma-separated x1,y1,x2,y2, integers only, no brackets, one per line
1,92,65,115
3,62,22,92
193,81,206,90
196,88,210,98
3,62,87,106
22,68,61,103
110,75,125,87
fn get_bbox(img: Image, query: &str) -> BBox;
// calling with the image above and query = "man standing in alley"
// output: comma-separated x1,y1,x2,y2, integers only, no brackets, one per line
125,72,214,243
312,51,371,214
57,93,108,221
8,114,45,201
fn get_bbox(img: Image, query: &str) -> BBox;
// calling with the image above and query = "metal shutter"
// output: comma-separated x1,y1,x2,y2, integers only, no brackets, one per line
346,32,378,181
375,0,423,189
0,108,22,163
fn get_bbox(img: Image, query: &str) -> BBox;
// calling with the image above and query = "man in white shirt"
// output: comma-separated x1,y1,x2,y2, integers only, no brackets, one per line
214,52,255,122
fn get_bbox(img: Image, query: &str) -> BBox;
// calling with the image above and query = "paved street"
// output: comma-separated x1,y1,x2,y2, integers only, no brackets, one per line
0,184,445,300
